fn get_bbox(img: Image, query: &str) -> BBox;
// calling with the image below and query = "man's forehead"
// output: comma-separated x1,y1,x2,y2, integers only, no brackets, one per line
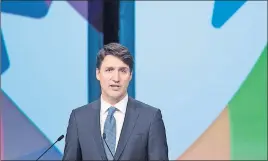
102,65,129,69
101,55,130,69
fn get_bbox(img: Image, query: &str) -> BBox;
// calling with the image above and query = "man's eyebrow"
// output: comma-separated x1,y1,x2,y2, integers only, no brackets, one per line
119,67,130,70
104,66,129,70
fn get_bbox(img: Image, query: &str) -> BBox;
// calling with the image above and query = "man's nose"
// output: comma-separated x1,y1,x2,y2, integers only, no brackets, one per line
112,71,120,82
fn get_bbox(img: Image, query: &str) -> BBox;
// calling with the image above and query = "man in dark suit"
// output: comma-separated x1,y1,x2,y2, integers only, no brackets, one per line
62,43,169,160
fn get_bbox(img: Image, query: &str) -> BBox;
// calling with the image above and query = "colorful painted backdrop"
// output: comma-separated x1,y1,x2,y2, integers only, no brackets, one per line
1,1,267,160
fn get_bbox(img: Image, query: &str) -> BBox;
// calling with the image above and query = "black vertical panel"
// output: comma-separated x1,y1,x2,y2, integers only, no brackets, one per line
119,2,135,98
87,0,103,103
103,0,119,44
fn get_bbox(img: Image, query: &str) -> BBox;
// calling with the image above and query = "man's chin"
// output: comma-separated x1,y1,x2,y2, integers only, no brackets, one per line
110,95,122,100
109,92,125,100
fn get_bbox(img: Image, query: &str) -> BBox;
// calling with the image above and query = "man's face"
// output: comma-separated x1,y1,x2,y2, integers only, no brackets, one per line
96,55,132,103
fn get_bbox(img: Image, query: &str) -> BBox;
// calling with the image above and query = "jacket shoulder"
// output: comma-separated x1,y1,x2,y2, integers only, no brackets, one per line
72,99,99,114
129,97,160,113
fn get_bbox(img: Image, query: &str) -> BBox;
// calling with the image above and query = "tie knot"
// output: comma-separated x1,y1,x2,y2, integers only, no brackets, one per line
107,106,117,116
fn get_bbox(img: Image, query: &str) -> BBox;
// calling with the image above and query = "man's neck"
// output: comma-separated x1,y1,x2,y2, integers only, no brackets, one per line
102,93,127,106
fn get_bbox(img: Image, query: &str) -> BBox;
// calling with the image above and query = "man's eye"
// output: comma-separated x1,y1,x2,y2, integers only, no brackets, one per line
106,68,113,72
120,69,129,73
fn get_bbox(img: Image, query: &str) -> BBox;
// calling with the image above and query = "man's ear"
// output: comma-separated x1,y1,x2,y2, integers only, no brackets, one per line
96,68,100,80
129,71,133,81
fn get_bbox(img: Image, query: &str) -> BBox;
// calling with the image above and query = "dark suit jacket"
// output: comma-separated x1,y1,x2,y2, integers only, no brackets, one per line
62,97,169,160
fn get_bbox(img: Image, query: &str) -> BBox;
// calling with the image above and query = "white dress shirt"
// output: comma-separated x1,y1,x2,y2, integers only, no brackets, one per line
100,94,128,149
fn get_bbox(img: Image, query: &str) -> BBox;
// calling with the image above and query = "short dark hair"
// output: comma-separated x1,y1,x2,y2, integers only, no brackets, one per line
96,42,134,72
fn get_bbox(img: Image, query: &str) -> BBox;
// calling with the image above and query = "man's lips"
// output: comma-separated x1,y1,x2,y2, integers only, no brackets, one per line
110,85,120,87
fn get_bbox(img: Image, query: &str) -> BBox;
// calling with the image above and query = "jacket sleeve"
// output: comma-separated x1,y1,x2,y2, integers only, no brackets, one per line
148,109,169,160
62,110,82,161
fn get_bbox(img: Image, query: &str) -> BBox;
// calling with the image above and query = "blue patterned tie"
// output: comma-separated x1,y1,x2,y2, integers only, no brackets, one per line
103,106,117,160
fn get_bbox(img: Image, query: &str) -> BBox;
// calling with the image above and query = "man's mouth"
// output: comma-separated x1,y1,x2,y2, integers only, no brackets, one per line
110,85,121,91
110,84,120,87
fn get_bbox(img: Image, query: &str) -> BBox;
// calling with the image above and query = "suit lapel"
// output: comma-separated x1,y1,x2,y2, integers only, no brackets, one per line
114,97,140,160
86,100,107,160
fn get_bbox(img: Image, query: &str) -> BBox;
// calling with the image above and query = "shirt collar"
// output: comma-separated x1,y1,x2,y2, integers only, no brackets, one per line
100,94,128,115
